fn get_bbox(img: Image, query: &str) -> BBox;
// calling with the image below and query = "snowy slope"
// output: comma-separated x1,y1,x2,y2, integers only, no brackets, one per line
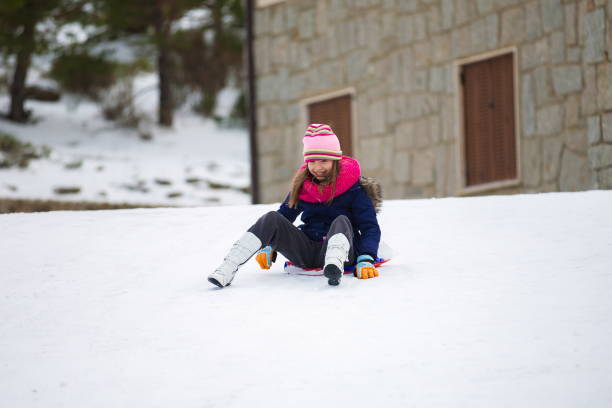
1,191,611,407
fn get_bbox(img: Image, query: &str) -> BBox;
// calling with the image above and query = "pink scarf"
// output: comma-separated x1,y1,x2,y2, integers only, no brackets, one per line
298,157,361,203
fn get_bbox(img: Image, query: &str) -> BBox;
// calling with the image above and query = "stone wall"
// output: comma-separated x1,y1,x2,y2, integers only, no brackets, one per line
254,0,612,203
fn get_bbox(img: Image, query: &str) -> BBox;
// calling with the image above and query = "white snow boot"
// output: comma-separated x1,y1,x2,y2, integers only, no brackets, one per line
208,232,262,288
323,233,350,286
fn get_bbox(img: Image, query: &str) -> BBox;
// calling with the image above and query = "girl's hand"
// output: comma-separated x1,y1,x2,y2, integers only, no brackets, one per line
354,254,379,279
255,246,277,269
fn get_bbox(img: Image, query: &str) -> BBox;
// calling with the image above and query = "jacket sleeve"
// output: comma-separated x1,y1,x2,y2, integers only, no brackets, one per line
277,194,301,223
352,187,381,259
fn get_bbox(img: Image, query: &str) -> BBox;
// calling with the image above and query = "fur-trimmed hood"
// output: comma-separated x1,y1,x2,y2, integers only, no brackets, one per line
359,176,383,213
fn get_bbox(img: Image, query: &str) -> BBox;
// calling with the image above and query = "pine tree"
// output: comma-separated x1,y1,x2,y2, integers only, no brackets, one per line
0,0,87,122
98,0,205,127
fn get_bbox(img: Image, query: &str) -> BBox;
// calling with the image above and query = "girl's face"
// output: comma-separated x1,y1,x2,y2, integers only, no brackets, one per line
307,159,334,181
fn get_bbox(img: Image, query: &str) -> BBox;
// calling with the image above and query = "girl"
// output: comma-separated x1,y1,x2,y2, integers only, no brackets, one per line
208,123,382,288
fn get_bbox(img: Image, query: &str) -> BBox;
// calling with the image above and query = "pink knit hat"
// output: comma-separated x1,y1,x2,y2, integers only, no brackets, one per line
302,123,342,162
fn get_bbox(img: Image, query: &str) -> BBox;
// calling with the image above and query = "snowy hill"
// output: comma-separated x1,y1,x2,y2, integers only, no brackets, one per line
0,75,250,207
1,191,611,407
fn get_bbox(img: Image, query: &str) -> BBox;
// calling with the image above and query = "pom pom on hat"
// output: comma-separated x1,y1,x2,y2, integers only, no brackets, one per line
303,124,342,162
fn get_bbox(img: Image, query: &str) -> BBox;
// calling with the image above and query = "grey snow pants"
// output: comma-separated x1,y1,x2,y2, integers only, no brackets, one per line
247,211,355,268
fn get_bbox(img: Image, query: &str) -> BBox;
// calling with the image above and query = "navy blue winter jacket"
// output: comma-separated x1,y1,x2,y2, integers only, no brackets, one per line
276,157,381,259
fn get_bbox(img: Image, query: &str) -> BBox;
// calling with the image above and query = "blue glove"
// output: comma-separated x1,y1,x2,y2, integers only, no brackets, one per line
255,245,277,270
354,254,379,279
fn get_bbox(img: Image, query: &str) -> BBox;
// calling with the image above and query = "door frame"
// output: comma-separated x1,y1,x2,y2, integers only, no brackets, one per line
453,46,522,195
299,87,357,158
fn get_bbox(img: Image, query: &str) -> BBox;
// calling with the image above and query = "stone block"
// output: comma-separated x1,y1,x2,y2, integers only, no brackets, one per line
541,0,563,33
521,38,549,70
564,94,581,129
271,36,289,68
271,6,286,35
603,113,612,143
588,145,612,169
566,47,581,63
486,13,499,50
429,65,448,93
597,63,612,111
285,3,297,31
560,150,592,191
393,151,412,183
564,3,577,45
470,17,489,53
495,0,522,7
542,137,563,182
380,136,395,172
582,65,598,116
257,105,268,129
431,34,452,63
412,149,435,186
360,138,383,171
441,0,454,30
522,138,542,187
255,37,271,75
525,1,542,41
427,5,442,35
476,0,494,15
257,128,282,155
259,152,284,183
435,145,449,196
382,11,398,45
455,0,477,26
414,117,431,148
257,75,278,103
563,129,588,153
521,73,536,137
414,40,433,68
537,104,563,136
584,8,606,63
587,115,602,145
430,115,441,145
369,100,386,135
315,0,329,36
298,9,315,40
347,51,368,83
394,121,416,150
552,65,582,96
534,66,553,107
406,93,439,119
409,69,429,92
398,0,419,12
383,0,396,10
440,97,456,142
255,9,270,36
501,7,525,46
550,31,565,64
365,10,382,54
597,167,612,188
451,25,472,58
385,95,403,127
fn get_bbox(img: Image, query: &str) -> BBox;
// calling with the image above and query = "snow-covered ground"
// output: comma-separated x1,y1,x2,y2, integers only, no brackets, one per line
1,190,611,407
0,75,250,207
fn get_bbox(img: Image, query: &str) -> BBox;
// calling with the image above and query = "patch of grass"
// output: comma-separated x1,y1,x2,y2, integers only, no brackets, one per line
154,178,172,186
122,181,149,193
64,160,83,169
0,132,50,169
206,180,250,195
167,192,183,198
54,186,81,195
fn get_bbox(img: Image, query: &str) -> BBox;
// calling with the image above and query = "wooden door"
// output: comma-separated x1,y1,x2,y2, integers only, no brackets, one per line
308,94,352,156
462,53,517,186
